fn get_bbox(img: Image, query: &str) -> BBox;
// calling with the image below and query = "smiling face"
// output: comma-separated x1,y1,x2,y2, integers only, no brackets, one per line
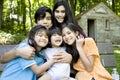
37,12,52,29
54,5,65,23
34,30,49,49
62,27,77,45
51,33,63,48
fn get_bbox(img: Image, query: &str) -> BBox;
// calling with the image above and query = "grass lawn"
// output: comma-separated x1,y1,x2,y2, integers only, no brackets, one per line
0,71,2,75
113,46,120,74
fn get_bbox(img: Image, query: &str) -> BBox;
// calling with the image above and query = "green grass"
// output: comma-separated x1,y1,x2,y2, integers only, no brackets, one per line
0,71,2,75
114,46,120,74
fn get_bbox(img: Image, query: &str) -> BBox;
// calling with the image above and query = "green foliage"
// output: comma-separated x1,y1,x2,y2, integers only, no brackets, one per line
1,0,120,34
0,30,26,45
11,33,26,44
114,46,120,74
0,71,2,75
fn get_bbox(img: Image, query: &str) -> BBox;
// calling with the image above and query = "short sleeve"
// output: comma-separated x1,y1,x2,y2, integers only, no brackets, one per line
84,38,99,57
19,58,36,70
16,42,36,70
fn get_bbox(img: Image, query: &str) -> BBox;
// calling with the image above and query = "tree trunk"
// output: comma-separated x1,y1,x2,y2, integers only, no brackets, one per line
112,0,115,12
0,0,4,29
69,0,76,16
28,0,33,27
54,0,62,4
22,0,26,34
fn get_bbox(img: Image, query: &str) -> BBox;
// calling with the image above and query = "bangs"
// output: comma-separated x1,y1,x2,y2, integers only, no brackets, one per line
49,27,62,36
35,29,49,37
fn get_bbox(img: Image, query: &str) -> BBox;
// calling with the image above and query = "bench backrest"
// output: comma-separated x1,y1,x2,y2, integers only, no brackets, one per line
97,43,116,67
0,43,116,71
0,45,16,71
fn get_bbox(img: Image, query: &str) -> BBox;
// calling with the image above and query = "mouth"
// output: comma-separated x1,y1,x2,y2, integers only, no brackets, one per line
56,17,64,22
39,40,47,43
55,39,62,43
65,38,72,43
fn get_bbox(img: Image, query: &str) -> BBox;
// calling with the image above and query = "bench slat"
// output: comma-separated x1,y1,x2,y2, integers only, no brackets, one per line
100,55,116,67
97,43,114,55
97,43,116,67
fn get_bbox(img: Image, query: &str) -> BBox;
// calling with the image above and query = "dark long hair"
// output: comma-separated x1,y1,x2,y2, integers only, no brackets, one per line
62,23,80,63
53,0,72,27
28,25,49,57
34,6,53,24
53,0,86,38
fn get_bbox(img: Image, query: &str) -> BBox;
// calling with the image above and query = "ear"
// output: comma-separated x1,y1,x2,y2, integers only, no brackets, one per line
28,39,33,46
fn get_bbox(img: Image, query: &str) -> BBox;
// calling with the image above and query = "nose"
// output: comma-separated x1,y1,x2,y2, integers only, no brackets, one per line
43,19,47,24
58,12,62,16
63,35,69,40
43,36,47,40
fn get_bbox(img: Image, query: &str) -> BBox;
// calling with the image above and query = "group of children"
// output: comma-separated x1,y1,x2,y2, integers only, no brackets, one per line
0,0,112,80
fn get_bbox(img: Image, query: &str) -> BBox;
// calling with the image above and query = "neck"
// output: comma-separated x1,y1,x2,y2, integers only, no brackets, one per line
52,45,60,48
71,41,76,48
37,47,42,51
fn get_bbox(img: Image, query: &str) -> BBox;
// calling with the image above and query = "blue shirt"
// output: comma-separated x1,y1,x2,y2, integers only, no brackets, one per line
0,42,45,80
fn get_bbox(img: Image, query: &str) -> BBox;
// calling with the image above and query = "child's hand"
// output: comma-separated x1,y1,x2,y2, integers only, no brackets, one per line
16,46,35,59
53,51,72,63
76,35,85,50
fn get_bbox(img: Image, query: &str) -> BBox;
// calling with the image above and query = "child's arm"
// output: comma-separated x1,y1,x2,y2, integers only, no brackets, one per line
0,46,35,63
53,51,72,63
30,59,55,77
38,73,51,80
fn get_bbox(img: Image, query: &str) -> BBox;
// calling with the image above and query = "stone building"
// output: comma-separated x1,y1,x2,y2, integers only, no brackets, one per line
76,2,120,44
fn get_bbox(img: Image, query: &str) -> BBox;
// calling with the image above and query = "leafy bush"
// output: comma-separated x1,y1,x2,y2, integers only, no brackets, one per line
0,30,26,45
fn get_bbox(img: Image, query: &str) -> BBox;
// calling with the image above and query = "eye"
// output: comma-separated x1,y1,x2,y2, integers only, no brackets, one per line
38,34,43,37
62,34,65,37
61,10,65,13
55,10,59,13
44,35,48,38
67,32,71,35
47,16,51,20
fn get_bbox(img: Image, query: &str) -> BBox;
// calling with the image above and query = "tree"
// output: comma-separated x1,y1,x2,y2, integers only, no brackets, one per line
0,0,4,29
28,0,33,27
1,0,120,35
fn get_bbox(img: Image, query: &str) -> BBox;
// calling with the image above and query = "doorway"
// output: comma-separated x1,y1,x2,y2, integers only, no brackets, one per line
87,19,96,40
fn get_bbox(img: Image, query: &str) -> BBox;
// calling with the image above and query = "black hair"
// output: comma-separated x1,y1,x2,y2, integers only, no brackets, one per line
53,0,71,27
28,25,49,57
48,27,63,47
53,0,86,38
62,23,80,63
34,6,53,24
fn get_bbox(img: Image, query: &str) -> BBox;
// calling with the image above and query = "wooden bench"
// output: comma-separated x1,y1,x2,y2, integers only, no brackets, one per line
0,45,16,71
97,43,116,67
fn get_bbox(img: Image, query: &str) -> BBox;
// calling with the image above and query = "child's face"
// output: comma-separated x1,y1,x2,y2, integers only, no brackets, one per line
54,5,65,23
37,12,52,29
62,27,77,45
34,30,48,49
51,33,63,48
